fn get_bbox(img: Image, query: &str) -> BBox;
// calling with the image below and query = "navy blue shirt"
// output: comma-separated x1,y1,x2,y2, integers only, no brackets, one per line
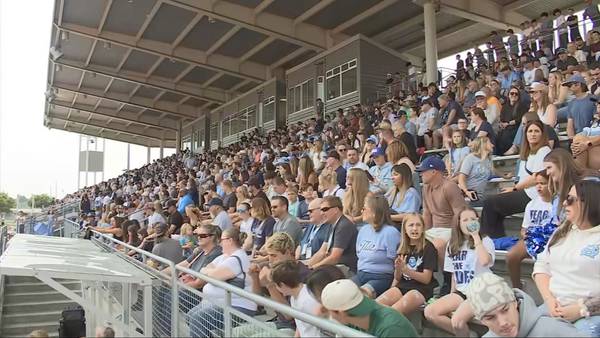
298,223,332,260
335,166,347,189
470,121,497,146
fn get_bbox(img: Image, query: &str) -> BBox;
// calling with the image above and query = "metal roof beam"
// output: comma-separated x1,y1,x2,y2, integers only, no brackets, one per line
399,21,480,53
373,14,425,44
50,101,176,130
293,0,335,26
171,13,204,52
206,26,241,57
332,0,397,35
165,0,337,51
56,23,266,82
47,114,168,140
269,47,308,70
52,84,196,120
254,0,275,17
504,0,542,12
52,59,226,104
239,36,275,64
97,0,113,34
436,0,526,31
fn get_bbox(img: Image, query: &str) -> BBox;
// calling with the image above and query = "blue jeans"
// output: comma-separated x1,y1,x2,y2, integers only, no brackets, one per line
187,303,256,338
539,303,600,337
352,271,394,297
512,124,524,147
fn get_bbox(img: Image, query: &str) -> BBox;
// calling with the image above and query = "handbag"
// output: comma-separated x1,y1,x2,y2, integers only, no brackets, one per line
226,255,246,289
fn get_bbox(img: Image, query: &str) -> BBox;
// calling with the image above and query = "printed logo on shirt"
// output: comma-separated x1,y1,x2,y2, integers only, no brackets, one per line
529,209,551,226
450,250,475,285
358,240,377,252
580,244,600,259
402,255,423,280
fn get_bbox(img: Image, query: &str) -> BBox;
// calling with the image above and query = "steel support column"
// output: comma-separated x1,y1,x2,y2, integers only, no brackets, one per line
176,121,182,155
424,0,438,85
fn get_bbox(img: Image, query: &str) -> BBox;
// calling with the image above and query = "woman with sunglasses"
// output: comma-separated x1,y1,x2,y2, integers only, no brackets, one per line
187,228,257,338
533,175,600,337
481,120,551,238
236,202,256,236
496,86,529,155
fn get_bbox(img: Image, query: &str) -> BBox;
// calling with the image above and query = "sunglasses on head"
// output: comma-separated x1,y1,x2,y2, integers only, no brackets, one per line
237,208,248,213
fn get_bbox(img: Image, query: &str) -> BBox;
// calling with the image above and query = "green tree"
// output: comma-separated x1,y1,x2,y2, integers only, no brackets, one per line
16,195,29,209
30,194,55,208
0,192,16,213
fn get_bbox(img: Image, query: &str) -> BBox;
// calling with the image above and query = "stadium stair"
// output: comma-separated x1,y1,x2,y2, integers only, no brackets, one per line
0,276,81,337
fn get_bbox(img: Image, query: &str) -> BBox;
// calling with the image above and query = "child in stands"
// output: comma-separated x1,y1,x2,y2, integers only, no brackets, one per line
424,207,495,337
179,223,198,259
376,213,438,315
506,170,553,289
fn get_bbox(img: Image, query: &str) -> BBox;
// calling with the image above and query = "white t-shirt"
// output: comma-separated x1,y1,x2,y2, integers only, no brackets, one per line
148,212,166,226
202,249,257,311
213,210,233,231
239,217,255,234
323,185,344,199
290,285,322,338
417,108,436,136
522,198,553,229
518,146,551,200
444,237,495,293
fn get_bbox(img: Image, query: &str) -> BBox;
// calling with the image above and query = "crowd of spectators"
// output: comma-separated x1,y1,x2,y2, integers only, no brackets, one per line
48,5,600,337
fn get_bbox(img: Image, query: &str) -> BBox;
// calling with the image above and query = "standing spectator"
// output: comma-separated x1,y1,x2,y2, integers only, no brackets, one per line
565,74,596,139
321,279,418,337
353,196,401,298
507,29,519,55
481,120,551,238
419,156,467,294
567,8,581,42
539,12,554,51
533,176,600,337
306,196,357,275
584,0,600,29
271,196,302,246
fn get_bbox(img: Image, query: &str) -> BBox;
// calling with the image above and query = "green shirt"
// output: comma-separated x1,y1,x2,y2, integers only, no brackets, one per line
369,303,418,338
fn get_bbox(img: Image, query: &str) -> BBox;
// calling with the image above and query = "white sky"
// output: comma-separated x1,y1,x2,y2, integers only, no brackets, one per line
0,0,173,199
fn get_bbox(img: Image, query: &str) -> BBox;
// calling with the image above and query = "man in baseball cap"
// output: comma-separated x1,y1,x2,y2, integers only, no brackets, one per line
418,155,466,295
320,279,417,337
466,273,583,337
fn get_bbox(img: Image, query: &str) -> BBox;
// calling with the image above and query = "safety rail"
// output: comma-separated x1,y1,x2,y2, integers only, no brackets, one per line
58,219,371,337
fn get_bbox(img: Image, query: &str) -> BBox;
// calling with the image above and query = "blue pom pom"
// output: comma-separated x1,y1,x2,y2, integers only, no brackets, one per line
525,221,559,259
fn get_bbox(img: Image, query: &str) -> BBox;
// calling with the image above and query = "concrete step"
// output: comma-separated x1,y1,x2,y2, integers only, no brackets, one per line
1,321,60,337
2,310,63,325
2,299,78,314
5,280,81,293
4,290,81,304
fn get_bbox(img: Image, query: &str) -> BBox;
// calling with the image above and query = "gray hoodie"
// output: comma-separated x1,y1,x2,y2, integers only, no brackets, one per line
483,289,588,337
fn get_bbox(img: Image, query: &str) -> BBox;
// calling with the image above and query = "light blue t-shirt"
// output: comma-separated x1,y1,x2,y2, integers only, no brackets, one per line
449,147,471,175
385,187,421,214
459,154,492,198
368,162,393,193
567,95,595,134
356,224,401,274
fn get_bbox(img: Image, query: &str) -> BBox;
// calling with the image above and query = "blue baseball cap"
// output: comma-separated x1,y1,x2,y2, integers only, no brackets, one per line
370,147,386,158
366,135,378,144
416,156,446,172
562,74,586,86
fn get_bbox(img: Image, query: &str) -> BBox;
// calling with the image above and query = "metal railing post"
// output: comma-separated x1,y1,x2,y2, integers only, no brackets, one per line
170,261,179,337
224,290,232,337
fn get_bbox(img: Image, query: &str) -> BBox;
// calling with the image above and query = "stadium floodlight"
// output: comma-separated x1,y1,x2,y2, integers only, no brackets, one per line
49,46,63,61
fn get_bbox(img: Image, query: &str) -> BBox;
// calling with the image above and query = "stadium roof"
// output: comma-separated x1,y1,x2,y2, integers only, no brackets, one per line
44,0,585,147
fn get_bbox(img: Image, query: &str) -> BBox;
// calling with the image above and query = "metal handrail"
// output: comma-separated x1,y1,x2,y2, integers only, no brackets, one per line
73,221,371,338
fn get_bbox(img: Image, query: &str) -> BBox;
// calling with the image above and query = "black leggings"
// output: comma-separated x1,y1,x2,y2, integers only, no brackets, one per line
481,190,530,238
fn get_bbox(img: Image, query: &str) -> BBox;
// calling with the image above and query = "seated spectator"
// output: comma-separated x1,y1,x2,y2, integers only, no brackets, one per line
306,196,357,275
533,176,600,337
177,188,195,215
148,201,167,226
178,223,197,259
286,186,308,221
326,150,347,189
572,95,600,170
353,196,401,298
321,279,418,337
419,156,467,294
417,99,437,149
203,198,232,231
530,82,558,128
164,199,183,235
507,111,560,155
469,107,497,147
435,94,466,149
270,196,302,247
457,136,494,207
221,180,237,213
187,228,257,338
424,207,495,337
385,164,421,223
92,215,125,241
368,147,393,194
466,272,584,337
360,135,378,165
270,260,323,337
343,168,370,224
446,129,471,177
297,198,331,261
319,168,344,199
377,213,438,315
482,120,551,238
247,177,270,208
506,170,553,289
151,223,184,266
345,147,369,171
385,140,416,171
565,74,596,139
247,197,275,254
496,86,528,155
236,202,256,235
297,154,319,190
